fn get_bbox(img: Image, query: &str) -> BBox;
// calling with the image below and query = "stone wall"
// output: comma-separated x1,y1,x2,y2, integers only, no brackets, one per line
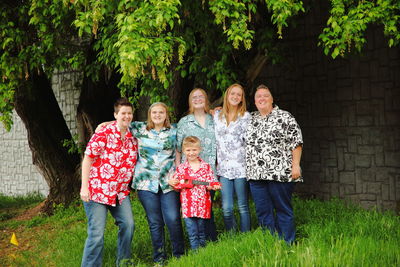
258,3,400,211
0,71,81,196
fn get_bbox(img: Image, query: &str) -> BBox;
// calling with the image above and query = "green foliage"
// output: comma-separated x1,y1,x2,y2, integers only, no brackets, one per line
1,0,399,131
319,0,400,58
0,0,83,130
62,134,85,155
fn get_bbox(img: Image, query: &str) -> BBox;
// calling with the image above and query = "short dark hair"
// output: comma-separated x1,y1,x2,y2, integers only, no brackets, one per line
114,97,133,113
256,84,270,91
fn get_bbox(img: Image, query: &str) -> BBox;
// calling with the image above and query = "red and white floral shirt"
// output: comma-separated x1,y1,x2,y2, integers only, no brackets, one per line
174,158,216,218
85,121,138,206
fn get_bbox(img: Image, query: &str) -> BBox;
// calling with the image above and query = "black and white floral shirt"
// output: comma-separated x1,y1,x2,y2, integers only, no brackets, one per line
245,106,303,182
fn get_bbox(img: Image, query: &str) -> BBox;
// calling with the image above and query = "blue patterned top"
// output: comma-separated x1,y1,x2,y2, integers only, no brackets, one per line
177,114,217,176
130,121,176,193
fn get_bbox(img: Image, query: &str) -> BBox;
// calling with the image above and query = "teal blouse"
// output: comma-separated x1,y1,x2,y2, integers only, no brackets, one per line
130,121,176,193
177,114,217,176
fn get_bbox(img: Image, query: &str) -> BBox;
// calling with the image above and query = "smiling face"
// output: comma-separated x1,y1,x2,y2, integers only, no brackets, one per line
183,145,201,162
114,105,133,130
150,104,167,127
254,88,273,114
227,85,244,107
190,89,206,110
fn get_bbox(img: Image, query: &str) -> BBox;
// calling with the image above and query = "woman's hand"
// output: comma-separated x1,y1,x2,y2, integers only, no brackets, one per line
291,164,301,180
168,178,179,187
209,106,222,116
95,121,113,133
80,187,90,202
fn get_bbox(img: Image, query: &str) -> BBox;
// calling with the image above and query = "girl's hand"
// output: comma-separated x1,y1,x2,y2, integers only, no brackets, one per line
80,187,90,202
213,184,221,190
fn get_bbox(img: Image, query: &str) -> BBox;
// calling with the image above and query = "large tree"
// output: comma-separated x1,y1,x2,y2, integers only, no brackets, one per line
1,0,399,213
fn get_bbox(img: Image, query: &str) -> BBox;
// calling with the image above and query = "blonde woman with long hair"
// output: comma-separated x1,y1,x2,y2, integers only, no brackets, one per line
213,83,251,232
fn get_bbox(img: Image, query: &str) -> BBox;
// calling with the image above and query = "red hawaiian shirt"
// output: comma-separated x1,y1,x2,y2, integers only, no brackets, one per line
85,121,138,206
174,158,216,218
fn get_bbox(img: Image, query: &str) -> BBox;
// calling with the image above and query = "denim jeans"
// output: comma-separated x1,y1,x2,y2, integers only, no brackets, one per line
204,190,218,241
184,217,206,250
137,189,184,262
220,177,251,232
81,197,134,267
249,180,296,244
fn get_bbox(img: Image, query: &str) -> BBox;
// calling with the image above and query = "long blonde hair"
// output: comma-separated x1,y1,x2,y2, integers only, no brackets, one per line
220,83,246,125
188,88,210,114
146,102,171,130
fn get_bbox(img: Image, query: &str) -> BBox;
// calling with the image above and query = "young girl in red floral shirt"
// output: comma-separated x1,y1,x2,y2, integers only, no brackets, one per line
169,136,220,250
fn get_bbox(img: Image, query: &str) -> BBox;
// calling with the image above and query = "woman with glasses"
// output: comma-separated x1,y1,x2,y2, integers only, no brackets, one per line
176,88,218,242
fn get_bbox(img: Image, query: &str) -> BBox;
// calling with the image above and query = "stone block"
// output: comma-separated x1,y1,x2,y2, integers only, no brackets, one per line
381,184,390,200
384,152,400,167
355,155,371,168
358,146,375,155
357,115,374,126
360,200,378,210
348,136,357,153
337,147,344,171
325,158,337,167
356,101,372,115
386,111,400,125
339,171,355,184
366,182,381,194
344,153,355,171
337,87,353,101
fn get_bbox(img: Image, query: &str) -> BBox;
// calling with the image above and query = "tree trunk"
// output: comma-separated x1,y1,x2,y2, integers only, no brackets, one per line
77,64,121,147
14,71,81,214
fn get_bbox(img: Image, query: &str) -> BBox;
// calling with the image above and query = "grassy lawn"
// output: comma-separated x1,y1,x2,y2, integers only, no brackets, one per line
0,193,399,267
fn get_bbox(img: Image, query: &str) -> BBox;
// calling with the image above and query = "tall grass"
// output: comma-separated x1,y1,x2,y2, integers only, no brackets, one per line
1,195,399,267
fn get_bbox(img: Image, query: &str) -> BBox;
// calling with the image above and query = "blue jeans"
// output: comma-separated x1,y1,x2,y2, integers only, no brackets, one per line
204,190,218,241
138,189,184,262
184,217,206,250
81,197,134,267
249,180,296,244
220,177,251,232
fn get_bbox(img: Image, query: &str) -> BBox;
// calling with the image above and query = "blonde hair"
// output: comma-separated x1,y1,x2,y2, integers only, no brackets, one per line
146,102,171,130
220,83,247,125
182,136,201,150
188,88,210,114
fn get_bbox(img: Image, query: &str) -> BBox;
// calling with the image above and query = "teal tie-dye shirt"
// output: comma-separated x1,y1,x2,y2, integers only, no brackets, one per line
177,114,217,176
130,121,177,193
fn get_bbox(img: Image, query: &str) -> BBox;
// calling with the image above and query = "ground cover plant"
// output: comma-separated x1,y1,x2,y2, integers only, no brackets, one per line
0,194,399,267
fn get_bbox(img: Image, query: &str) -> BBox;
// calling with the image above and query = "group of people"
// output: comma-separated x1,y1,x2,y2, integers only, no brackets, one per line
80,84,303,266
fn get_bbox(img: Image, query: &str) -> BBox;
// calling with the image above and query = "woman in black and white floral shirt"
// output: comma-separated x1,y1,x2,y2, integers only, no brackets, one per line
245,84,303,244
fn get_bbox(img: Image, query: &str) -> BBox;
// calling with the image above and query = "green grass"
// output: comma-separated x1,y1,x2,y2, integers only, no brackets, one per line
1,194,399,267
0,192,44,222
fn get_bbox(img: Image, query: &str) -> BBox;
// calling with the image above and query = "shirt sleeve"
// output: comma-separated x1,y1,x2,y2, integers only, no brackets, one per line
240,112,251,142
285,115,303,151
176,118,185,153
205,164,217,182
84,130,107,158
129,121,141,136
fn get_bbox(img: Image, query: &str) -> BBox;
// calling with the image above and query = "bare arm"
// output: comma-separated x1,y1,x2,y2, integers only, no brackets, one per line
80,155,94,202
291,145,302,179
175,150,181,166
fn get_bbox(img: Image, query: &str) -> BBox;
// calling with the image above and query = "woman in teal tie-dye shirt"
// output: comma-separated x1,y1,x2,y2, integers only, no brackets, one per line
131,102,184,263
176,88,218,241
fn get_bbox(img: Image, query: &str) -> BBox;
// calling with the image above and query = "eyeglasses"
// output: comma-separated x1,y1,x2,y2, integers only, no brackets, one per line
192,95,205,100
